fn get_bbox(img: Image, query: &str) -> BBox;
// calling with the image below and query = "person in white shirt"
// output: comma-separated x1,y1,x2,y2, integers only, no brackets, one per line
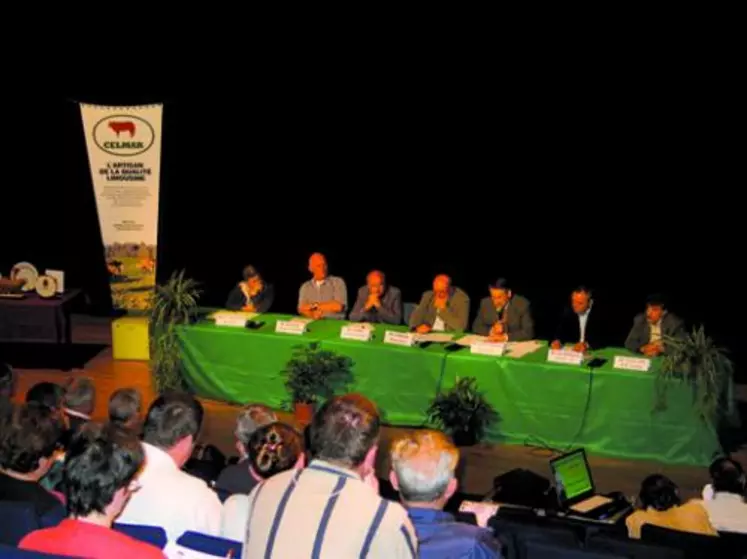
702,457,747,534
117,393,222,542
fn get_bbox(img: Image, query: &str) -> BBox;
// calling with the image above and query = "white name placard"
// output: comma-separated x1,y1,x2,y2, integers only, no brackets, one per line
275,320,307,335
471,342,506,356
341,325,373,342
547,349,584,366
613,356,651,372
215,315,248,328
384,330,415,347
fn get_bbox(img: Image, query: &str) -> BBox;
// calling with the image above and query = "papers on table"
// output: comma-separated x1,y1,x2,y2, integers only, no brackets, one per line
414,333,455,344
455,334,488,346
507,340,543,359
454,336,544,358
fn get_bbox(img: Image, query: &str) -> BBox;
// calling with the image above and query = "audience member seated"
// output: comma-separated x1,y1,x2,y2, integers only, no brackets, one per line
117,392,222,542
25,383,66,425
702,457,747,534
221,422,304,540
626,474,716,539
215,404,277,496
108,388,142,433
0,362,15,419
389,429,501,558
0,403,66,525
241,393,417,558
62,377,95,434
19,423,164,558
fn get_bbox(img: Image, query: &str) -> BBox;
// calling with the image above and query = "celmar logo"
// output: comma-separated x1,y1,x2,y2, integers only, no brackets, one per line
93,115,155,157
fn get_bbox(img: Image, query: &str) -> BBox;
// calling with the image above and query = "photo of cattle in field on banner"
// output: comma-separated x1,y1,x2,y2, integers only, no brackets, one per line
79,103,163,311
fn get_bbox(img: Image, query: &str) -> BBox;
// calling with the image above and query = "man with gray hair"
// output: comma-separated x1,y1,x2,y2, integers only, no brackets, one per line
215,403,277,496
390,429,501,558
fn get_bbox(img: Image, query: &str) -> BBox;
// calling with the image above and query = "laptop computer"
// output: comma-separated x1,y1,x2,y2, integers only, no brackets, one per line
549,448,631,523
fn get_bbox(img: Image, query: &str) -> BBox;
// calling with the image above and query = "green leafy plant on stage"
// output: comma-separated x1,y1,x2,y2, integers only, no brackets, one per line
150,270,201,393
282,342,354,405
656,325,733,424
427,377,498,446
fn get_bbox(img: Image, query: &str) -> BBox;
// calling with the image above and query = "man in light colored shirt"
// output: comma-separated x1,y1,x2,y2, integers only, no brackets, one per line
409,274,469,333
117,393,222,542
298,253,347,320
624,294,685,357
390,430,501,558
241,393,417,558
702,457,747,534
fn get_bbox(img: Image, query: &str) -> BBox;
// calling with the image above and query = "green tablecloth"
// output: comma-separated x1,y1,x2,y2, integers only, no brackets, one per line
176,314,722,466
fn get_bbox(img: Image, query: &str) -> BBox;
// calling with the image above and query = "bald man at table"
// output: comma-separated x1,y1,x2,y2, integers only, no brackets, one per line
408,274,469,334
298,253,347,320
349,270,402,324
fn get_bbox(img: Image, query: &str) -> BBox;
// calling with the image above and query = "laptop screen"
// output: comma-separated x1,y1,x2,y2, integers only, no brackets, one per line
551,450,593,503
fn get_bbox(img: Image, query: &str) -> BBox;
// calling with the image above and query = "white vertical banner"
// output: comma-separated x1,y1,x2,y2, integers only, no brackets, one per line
79,104,162,311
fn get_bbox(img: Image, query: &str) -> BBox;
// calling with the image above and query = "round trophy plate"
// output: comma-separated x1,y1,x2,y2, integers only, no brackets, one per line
11,261,39,292
35,275,57,298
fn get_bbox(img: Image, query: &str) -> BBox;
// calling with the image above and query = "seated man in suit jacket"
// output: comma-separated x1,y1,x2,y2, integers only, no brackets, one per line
472,278,534,341
349,270,402,324
551,286,611,352
409,274,469,333
624,294,685,357
226,265,274,313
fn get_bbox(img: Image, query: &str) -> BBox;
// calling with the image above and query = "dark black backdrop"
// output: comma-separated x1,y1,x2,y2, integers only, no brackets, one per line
1,84,742,380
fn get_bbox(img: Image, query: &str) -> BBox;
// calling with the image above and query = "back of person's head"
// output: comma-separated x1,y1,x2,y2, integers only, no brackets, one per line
64,422,144,518
142,392,203,451
0,402,63,474
390,430,459,503
639,474,681,511
310,393,380,468
64,377,96,415
0,362,14,398
25,382,65,410
248,422,303,480
235,403,277,448
108,388,142,427
709,457,746,496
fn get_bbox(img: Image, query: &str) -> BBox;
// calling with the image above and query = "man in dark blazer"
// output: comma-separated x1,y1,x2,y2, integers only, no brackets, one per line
409,274,469,333
551,286,611,351
226,265,274,313
624,294,685,357
348,270,402,324
472,278,534,341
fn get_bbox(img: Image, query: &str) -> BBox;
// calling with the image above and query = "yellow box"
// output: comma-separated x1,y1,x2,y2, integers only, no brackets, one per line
112,316,150,361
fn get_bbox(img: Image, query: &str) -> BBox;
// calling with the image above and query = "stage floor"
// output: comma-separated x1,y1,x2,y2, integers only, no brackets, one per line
6,314,746,501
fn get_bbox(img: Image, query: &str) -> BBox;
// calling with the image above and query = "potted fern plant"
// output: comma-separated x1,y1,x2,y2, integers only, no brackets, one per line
427,377,498,446
656,325,734,425
150,270,201,392
282,342,353,425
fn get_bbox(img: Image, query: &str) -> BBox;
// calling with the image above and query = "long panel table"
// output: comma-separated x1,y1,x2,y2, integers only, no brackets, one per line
176,313,722,466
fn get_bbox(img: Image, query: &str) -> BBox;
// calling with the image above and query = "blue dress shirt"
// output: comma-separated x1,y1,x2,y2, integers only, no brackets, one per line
408,507,501,558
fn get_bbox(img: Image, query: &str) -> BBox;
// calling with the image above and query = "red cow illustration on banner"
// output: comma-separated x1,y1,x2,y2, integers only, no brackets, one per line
108,121,136,137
